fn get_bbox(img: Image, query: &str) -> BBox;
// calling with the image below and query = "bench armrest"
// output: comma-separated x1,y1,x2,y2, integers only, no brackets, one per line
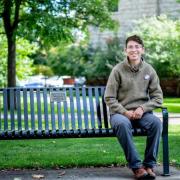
160,107,170,176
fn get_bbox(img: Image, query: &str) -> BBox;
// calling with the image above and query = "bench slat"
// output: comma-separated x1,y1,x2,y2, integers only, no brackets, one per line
101,87,109,128
23,89,29,130
88,87,95,128
82,87,89,129
75,87,82,129
30,88,35,130
17,89,22,130
50,88,56,131
69,88,76,129
10,89,15,130
43,88,49,130
63,88,69,130
95,87,102,128
36,88,42,130
3,89,8,131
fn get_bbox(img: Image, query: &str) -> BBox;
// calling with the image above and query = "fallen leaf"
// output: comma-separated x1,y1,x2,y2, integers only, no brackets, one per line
58,171,66,178
32,174,45,179
14,178,22,180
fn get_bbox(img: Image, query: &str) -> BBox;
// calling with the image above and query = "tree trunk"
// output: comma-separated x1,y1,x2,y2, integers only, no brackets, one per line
7,34,16,87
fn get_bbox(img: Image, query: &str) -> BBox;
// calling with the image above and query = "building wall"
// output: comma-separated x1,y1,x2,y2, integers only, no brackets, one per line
89,0,180,47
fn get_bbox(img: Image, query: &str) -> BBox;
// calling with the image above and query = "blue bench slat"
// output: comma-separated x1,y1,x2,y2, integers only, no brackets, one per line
95,87,102,128
23,89,29,130
82,87,89,129
50,88,56,130
30,88,35,130
10,89,15,130
88,87,95,128
75,87,82,129
57,101,63,130
43,88,49,130
55,87,63,130
101,87,109,128
36,88,42,130
63,88,69,130
3,89,8,130
69,87,76,129
16,89,22,130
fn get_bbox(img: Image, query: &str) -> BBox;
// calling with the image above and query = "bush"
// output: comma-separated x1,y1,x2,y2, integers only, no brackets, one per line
48,37,124,79
127,15,180,78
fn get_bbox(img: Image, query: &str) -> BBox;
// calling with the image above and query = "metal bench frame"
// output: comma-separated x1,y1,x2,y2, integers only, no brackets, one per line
0,87,169,175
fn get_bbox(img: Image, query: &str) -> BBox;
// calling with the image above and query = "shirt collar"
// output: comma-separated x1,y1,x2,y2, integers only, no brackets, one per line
124,57,144,72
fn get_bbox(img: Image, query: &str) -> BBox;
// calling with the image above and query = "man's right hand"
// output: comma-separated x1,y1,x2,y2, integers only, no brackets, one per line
123,110,134,120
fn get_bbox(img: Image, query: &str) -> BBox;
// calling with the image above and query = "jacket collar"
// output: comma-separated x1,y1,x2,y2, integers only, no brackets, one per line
124,57,144,72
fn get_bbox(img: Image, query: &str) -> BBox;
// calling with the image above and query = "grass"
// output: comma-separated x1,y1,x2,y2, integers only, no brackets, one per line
0,125,179,170
154,97,180,113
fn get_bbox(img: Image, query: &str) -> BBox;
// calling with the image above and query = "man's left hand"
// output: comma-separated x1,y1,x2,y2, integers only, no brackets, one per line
132,107,144,120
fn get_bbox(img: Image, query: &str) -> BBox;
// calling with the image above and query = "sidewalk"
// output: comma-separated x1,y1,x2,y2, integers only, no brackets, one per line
0,166,180,180
154,112,180,124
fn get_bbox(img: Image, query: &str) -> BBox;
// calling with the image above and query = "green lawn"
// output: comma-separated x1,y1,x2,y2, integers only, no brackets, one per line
154,97,180,113
0,125,179,170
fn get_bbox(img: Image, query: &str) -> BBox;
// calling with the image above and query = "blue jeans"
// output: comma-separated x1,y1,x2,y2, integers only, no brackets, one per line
110,112,162,169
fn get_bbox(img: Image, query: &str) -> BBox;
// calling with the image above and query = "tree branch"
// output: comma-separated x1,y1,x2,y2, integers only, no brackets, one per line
12,0,22,29
2,0,12,34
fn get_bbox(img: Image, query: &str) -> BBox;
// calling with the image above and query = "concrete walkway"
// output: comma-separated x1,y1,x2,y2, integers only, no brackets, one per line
0,166,180,180
154,112,180,124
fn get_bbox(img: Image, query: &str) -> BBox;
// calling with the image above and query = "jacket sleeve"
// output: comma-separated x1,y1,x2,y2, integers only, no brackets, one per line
140,69,163,113
104,68,127,114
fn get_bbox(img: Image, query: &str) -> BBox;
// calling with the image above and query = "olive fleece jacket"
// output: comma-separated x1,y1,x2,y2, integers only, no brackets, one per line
104,59,163,115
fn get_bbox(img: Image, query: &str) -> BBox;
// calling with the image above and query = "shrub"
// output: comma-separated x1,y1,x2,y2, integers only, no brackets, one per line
127,15,180,78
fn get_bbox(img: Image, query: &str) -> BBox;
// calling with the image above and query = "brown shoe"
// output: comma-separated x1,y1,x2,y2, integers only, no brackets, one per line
145,167,156,179
132,168,148,179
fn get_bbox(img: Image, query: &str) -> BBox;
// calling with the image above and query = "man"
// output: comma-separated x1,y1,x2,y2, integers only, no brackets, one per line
104,35,163,179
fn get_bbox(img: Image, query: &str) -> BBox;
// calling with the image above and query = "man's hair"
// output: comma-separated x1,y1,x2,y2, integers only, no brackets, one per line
125,35,144,47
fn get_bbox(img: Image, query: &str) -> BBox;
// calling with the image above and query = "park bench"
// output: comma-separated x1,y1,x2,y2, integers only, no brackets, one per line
0,86,169,175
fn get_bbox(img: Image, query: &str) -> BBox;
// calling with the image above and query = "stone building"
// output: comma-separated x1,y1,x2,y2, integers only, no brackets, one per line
89,0,180,47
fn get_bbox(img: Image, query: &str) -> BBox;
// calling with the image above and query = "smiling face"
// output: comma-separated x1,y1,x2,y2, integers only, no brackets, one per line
125,40,144,65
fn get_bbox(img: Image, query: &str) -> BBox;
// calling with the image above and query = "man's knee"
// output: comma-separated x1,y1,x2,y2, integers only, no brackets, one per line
110,114,131,131
151,116,162,132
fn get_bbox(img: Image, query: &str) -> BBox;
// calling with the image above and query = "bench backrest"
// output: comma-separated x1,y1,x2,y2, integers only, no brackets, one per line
0,87,115,138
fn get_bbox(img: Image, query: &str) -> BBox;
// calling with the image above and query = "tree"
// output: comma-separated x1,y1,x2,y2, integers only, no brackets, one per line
47,36,124,79
0,33,38,87
0,0,117,87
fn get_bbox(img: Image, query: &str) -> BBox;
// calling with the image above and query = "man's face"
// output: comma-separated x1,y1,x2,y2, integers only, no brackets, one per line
125,40,144,63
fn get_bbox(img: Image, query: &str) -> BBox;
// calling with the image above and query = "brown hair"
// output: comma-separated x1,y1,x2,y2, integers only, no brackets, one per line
125,35,144,48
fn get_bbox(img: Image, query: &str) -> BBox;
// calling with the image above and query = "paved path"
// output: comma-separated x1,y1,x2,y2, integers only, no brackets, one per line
0,166,180,180
154,113,180,124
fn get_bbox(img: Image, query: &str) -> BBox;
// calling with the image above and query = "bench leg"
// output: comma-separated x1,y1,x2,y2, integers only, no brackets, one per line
162,108,170,176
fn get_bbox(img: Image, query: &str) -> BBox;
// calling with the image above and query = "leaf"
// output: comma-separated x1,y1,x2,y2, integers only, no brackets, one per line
32,174,45,179
14,178,22,180
58,171,66,178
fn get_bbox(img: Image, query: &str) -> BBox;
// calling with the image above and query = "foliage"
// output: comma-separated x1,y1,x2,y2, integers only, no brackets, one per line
0,34,38,87
0,36,7,87
127,15,180,78
47,36,124,79
0,0,118,87
1,0,118,48
33,65,54,77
